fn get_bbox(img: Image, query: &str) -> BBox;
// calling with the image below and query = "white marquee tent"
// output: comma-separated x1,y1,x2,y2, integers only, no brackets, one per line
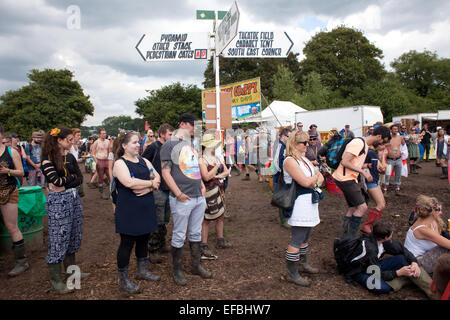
260,101,307,128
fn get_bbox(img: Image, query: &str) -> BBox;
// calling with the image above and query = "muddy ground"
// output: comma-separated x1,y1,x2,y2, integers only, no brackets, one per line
0,160,448,301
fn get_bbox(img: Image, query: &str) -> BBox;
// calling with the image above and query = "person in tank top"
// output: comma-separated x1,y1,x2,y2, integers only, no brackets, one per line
404,195,450,275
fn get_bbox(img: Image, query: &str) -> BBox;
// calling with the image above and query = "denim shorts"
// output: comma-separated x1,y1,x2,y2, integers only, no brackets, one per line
366,182,379,189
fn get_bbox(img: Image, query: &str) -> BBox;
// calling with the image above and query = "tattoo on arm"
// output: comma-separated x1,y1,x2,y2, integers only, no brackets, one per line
162,161,172,170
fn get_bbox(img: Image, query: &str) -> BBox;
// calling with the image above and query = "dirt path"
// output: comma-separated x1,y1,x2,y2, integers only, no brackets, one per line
0,161,448,300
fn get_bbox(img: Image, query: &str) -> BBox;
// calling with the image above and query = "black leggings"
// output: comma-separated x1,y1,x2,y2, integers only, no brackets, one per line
117,233,150,269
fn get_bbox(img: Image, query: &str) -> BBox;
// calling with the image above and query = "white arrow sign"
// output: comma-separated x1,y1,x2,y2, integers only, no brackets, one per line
222,31,294,58
136,32,210,62
216,1,240,55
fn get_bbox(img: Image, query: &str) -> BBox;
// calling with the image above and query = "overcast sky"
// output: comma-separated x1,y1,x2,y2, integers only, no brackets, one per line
1,0,449,126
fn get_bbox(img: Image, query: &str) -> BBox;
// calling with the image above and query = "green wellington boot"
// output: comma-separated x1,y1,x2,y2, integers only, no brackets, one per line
48,263,74,294
8,242,29,277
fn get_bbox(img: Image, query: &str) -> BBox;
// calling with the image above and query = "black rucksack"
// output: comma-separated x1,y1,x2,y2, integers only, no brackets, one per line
333,236,368,278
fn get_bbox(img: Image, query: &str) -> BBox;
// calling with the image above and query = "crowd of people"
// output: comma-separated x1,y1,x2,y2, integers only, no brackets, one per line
0,116,449,299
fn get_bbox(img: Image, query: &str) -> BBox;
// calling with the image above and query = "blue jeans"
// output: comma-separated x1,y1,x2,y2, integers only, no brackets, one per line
352,255,409,294
169,196,206,248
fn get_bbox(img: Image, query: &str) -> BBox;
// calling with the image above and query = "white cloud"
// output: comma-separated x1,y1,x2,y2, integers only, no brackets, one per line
327,5,381,31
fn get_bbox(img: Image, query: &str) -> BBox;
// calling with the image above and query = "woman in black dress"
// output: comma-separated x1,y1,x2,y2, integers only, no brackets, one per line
112,131,160,293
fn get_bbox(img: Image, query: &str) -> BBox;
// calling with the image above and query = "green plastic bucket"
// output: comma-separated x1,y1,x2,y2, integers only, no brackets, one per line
0,186,47,258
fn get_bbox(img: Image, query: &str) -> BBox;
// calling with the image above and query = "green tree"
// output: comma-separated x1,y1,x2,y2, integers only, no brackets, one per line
300,26,385,97
100,116,146,136
296,72,347,110
135,82,202,129
391,50,450,99
203,52,301,101
347,75,429,122
0,69,94,139
272,65,301,102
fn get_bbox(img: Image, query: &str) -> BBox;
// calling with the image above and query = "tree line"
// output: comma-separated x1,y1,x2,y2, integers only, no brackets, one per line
1,26,448,138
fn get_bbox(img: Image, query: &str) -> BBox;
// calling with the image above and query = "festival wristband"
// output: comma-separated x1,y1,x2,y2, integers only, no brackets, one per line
176,193,184,200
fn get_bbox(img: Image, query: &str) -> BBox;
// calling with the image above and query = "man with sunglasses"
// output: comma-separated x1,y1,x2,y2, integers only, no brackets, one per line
296,122,303,133
333,126,391,237
306,134,322,166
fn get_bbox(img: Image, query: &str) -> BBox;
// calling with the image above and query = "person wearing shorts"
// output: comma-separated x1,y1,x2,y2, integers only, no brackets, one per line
0,124,28,277
360,144,386,234
91,129,110,200
333,126,391,237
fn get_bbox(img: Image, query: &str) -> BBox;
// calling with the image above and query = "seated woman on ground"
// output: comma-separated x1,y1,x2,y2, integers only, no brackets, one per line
404,195,450,275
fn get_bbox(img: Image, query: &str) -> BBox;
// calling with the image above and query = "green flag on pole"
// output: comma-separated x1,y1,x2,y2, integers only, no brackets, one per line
196,10,215,20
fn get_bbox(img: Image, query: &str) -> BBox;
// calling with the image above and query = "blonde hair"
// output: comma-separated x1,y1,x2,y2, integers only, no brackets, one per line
415,195,445,231
285,131,309,159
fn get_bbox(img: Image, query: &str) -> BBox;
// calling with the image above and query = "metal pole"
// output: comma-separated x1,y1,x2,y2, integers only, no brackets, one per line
215,53,221,130
214,14,221,131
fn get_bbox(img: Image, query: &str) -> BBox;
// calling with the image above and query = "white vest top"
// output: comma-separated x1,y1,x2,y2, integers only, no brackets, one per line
404,224,438,257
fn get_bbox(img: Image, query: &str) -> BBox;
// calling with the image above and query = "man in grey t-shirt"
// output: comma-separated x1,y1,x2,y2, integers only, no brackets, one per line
160,113,211,286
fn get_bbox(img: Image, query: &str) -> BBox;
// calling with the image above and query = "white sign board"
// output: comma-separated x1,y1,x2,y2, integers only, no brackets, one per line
136,33,210,61
216,1,240,54
222,31,294,58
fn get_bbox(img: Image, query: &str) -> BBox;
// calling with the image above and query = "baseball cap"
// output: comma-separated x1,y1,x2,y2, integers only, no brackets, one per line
178,113,197,126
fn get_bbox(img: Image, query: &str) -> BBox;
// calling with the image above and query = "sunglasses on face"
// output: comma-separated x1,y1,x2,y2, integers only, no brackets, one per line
309,138,317,141
298,141,308,146
433,204,442,211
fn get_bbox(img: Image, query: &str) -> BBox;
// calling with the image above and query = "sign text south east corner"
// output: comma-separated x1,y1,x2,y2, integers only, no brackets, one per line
136,33,210,61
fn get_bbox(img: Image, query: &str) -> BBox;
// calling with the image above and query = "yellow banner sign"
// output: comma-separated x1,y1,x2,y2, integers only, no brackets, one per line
202,77,261,120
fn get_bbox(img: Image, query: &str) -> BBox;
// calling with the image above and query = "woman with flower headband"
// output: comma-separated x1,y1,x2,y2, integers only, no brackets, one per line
404,195,450,275
41,126,88,294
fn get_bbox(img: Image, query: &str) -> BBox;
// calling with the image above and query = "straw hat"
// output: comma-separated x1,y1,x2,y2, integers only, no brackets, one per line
201,134,221,148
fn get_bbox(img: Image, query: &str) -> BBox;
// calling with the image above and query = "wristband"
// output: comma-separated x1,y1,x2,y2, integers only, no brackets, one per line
176,193,183,200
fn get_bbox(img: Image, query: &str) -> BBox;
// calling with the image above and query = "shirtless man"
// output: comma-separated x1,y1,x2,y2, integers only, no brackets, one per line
91,129,110,199
384,124,405,196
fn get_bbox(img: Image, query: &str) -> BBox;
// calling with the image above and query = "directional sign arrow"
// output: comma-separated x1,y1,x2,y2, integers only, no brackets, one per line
135,32,210,62
221,31,294,58
216,1,240,55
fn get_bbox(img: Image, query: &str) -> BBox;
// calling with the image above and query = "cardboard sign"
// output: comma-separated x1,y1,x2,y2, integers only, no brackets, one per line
203,92,232,130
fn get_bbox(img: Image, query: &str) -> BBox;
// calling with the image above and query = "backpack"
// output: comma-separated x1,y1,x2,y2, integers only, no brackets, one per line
320,137,366,170
333,236,368,279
